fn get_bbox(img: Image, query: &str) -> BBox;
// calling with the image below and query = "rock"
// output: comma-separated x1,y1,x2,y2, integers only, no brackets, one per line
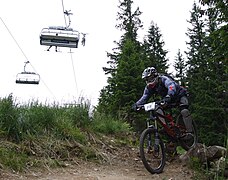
179,143,227,165
179,143,206,164
207,145,227,161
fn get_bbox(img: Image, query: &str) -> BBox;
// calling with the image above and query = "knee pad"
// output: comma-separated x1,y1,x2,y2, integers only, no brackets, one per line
181,109,192,132
181,109,190,118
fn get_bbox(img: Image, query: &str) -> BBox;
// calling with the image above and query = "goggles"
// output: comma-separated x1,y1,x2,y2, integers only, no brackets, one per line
145,76,156,84
146,76,157,88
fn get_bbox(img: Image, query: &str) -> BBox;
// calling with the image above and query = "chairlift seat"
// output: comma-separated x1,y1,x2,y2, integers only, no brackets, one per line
40,27,80,48
48,26,73,31
16,72,40,85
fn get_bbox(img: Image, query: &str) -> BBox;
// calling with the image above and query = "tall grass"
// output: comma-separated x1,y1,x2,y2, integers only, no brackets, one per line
91,112,132,135
0,94,20,142
0,94,132,171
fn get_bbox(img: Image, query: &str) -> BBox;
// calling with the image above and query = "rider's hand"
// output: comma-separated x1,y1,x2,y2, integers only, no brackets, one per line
132,103,138,111
163,95,171,103
160,95,171,107
160,100,167,107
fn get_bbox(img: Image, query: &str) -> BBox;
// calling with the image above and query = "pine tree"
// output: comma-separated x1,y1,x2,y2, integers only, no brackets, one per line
142,21,169,73
185,2,207,98
200,0,228,145
173,49,186,87
97,0,144,125
199,0,228,23
185,2,209,144
186,1,227,145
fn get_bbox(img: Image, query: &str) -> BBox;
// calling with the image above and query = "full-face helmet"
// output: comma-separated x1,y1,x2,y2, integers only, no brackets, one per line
142,67,158,88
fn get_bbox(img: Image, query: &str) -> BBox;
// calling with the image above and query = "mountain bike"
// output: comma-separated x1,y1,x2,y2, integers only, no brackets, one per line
137,101,198,174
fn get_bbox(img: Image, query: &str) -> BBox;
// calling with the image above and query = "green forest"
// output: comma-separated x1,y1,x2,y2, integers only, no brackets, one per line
97,0,227,146
0,0,227,175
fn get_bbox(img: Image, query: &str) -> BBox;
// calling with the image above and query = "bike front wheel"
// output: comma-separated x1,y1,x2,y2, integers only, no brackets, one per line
139,128,166,174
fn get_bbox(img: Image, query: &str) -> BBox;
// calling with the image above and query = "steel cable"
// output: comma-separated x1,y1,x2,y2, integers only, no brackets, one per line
0,16,56,100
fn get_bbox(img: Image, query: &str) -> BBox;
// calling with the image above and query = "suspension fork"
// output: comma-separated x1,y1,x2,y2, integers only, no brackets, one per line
154,120,160,152
146,118,160,152
146,120,153,149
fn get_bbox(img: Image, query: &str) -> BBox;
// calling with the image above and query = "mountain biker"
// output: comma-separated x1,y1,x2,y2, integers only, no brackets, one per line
132,67,193,137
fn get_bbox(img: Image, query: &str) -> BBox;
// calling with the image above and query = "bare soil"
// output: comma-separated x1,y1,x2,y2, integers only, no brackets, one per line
0,145,194,180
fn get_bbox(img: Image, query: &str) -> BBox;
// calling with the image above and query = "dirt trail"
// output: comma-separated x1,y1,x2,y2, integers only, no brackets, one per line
0,147,194,180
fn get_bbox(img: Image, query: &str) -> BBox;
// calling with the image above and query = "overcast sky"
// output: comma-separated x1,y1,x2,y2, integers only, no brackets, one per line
0,0,195,106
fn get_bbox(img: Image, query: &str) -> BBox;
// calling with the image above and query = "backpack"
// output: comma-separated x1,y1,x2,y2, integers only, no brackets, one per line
160,73,176,81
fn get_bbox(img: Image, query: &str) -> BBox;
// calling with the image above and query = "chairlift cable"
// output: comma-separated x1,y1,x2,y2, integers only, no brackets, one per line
0,17,29,61
61,0,67,27
1,17,35,73
21,62,57,100
40,0,79,50
0,16,57,99
69,49,78,95
37,73,57,100
61,0,78,95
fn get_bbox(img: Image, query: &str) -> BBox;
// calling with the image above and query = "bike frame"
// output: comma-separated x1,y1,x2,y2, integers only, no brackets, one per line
139,101,198,174
147,107,183,140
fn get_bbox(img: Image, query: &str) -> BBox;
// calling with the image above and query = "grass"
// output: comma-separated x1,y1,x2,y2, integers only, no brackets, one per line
1,94,226,178
0,142,28,171
90,112,132,135
0,94,132,172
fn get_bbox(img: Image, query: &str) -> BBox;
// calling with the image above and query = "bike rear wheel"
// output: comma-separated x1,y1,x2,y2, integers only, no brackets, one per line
139,128,166,174
177,115,198,151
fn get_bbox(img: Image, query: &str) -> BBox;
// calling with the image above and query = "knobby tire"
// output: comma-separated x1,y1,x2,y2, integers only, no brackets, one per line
139,128,166,174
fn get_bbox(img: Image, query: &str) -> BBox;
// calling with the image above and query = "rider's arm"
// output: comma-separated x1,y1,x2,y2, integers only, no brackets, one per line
136,86,152,106
163,77,177,97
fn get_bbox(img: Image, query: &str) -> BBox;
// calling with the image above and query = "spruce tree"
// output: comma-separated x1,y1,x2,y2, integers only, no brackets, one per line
185,2,209,144
97,0,144,125
185,2,207,99
142,21,169,73
199,0,227,23
199,0,228,145
173,49,186,87
186,1,227,145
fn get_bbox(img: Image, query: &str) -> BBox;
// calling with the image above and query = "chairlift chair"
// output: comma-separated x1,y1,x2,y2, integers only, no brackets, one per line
15,61,40,85
16,72,40,84
40,26,80,49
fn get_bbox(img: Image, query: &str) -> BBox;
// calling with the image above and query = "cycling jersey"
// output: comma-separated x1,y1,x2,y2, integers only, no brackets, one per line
136,75,187,106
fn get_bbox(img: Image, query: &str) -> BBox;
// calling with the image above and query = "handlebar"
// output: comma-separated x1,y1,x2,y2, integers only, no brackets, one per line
136,101,178,112
136,101,160,111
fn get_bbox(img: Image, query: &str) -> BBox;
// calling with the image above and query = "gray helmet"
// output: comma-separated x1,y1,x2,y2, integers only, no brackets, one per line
142,67,158,80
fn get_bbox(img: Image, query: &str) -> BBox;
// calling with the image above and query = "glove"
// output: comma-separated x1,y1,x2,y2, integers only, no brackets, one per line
160,95,171,106
163,95,171,103
132,103,138,111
